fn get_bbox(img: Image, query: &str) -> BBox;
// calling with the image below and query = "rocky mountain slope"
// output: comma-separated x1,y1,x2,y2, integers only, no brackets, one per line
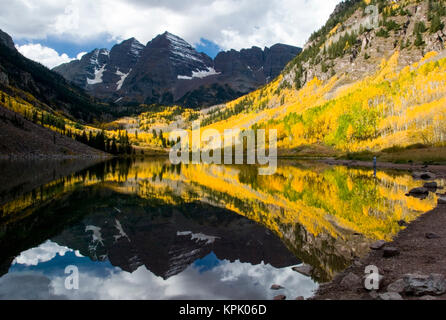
200,0,446,155
282,0,446,89
53,32,301,108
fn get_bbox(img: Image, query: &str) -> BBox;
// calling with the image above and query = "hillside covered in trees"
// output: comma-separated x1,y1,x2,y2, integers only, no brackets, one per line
1,0,446,160
199,0,446,159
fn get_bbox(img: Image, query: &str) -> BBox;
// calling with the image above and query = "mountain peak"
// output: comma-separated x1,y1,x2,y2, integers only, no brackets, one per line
54,31,300,107
0,29,16,51
116,38,144,58
160,31,193,48
121,37,143,46
162,31,179,38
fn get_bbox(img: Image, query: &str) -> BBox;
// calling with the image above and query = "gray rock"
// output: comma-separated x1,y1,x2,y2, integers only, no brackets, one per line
413,172,436,180
270,284,284,290
370,240,386,250
424,182,438,189
407,187,429,195
295,296,305,300
378,292,404,300
292,264,313,277
403,273,446,296
420,172,436,180
273,295,286,300
369,291,379,300
340,272,361,289
438,196,446,205
353,260,363,267
387,279,407,293
0,72,8,86
383,247,400,258
425,232,441,239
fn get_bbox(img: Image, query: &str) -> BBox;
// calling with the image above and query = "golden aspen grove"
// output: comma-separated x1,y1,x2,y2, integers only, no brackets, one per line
2,0,446,161
204,50,446,155
3,0,446,303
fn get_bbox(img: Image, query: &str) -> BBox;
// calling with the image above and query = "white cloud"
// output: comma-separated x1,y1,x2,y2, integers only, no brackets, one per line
5,239,317,300
76,51,87,60
15,43,77,68
13,240,72,266
1,0,342,50
48,260,317,300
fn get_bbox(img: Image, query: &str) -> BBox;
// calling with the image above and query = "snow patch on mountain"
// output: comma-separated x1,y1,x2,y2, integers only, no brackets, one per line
87,49,108,85
178,67,220,80
85,225,105,246
130,40,144,57
165,32,204,63
101,49,110,57
116,68,131,90
87,64,106,85
114,219,130,242
89,49,109,65
177,231,220,244
172,50,203,63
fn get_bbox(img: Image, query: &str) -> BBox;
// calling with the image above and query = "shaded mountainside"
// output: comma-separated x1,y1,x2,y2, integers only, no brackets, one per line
53,195,299,279
54,32,301,108
0,168,299,279
0,105,108,159
0,29,110,123
0,29,143,157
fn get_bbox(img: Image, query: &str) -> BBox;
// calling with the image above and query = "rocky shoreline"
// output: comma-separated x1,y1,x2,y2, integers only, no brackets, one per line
322,159,446,179
311,164,446,300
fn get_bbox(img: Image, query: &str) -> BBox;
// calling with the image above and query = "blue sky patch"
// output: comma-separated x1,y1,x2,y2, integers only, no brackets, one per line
193,251,221,273
195,38,222,59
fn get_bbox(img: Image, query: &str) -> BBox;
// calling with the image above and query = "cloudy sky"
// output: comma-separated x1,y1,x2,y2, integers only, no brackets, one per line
0,0,342,68
3,240,317,300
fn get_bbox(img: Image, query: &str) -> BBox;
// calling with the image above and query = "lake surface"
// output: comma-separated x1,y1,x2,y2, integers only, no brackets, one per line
0,158,441,300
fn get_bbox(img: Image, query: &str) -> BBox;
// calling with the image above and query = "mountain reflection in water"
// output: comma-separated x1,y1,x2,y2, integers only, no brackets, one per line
0,158,440,299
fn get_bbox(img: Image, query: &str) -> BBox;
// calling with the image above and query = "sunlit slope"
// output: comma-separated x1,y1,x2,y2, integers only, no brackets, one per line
203,51,446,153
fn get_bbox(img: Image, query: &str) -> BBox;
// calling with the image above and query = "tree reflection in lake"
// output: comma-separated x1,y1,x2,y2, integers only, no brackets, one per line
0,158,440,299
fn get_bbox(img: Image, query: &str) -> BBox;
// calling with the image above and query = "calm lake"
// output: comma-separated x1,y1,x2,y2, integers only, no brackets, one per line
0,158,441,300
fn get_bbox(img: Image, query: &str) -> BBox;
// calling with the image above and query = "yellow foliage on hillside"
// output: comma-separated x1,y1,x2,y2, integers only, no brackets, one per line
203,51,446,153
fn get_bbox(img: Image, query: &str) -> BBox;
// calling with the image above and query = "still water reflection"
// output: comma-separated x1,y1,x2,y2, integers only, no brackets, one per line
0,159,441,299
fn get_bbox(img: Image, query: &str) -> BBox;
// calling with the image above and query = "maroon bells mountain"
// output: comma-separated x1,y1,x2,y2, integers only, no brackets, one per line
53,32,301,108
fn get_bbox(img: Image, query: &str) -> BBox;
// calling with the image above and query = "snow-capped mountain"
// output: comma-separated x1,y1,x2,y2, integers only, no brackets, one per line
54,32,301,108
50,200,299,280
53,38,144,95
